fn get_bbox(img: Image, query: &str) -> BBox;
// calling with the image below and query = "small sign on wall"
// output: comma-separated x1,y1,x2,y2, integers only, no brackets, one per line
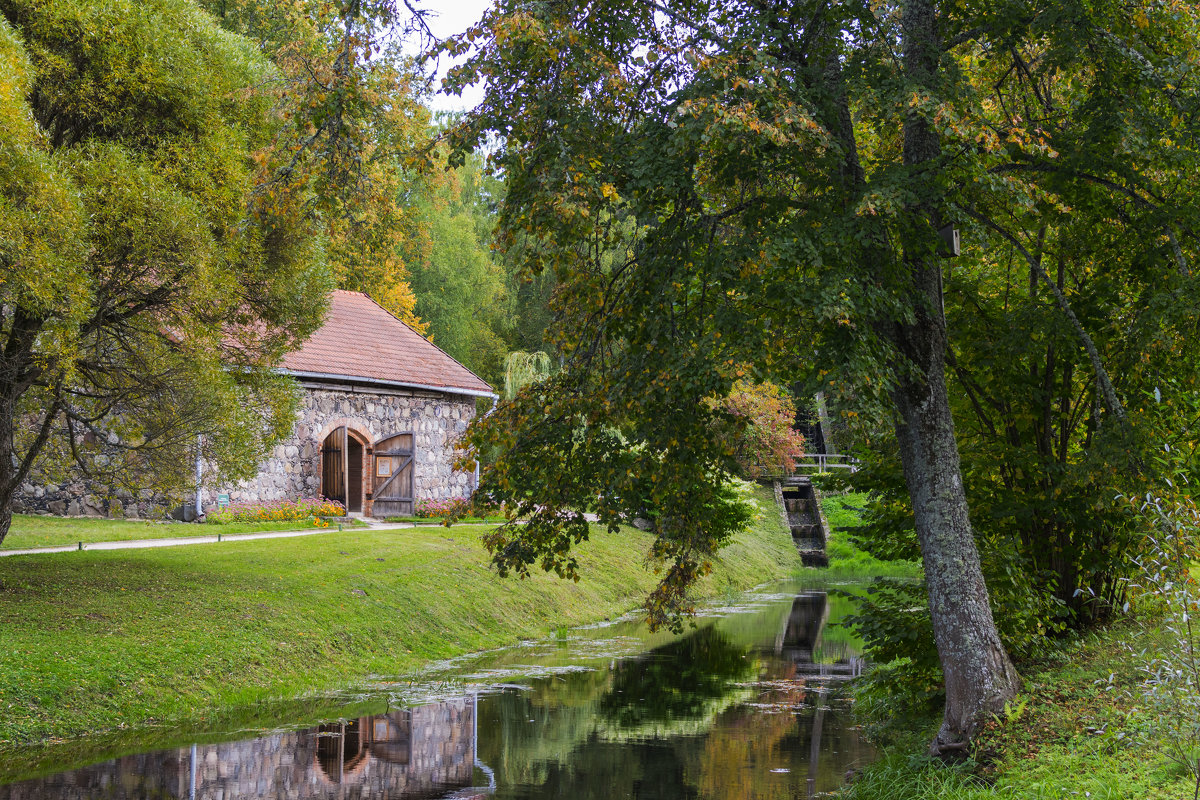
217,493,230,509
376,458,392,477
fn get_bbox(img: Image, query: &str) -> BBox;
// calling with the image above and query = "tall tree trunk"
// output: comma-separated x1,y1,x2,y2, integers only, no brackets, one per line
0,309,58,546
0,496,11,545
0,406,19,545
897,0,1020,753
891,324,1020,751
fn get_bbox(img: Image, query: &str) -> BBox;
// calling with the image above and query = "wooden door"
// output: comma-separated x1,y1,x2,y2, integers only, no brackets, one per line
321,430,345,507
372,433,414,517
347,437,363,512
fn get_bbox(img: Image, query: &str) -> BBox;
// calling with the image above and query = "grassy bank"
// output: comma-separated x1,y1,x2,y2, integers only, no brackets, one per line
817,492,1190,798
820,491,921,579
0,485,799,750
842,617,1190,799
1,514,367,550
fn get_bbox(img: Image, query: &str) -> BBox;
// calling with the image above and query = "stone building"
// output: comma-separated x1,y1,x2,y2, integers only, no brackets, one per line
13,290,496,520
206,290,497,517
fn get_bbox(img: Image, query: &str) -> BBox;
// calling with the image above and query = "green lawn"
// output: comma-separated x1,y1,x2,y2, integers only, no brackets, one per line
0,484,800,754
1,514,366,550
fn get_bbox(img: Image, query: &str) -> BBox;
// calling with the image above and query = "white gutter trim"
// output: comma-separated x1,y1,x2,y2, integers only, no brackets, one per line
279,369,499,400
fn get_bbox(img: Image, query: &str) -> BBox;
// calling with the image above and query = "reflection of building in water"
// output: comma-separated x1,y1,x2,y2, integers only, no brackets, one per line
0,698,486,800
314,713,411,785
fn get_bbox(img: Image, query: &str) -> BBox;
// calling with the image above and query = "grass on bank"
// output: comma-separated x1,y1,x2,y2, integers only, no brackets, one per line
842,619,1192,799
0,485,799,755
820,491,921,579
1,514,368,550
817,492,1192,798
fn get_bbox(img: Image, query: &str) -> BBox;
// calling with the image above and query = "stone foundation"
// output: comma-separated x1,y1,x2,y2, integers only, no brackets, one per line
13,478,183,521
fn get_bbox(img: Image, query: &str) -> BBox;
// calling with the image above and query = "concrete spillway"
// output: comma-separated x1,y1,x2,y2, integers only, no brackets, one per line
772,477,829,567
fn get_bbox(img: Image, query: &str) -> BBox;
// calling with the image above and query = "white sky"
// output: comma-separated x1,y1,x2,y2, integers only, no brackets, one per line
418,0,495,113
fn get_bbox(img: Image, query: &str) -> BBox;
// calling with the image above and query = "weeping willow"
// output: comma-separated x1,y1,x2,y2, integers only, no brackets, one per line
504,351,554,400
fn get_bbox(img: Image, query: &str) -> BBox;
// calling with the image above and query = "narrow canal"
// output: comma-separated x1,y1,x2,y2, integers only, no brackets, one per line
0,581,873,799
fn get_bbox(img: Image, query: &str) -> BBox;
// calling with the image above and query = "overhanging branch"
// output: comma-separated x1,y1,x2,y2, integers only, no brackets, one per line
960,206,1126,422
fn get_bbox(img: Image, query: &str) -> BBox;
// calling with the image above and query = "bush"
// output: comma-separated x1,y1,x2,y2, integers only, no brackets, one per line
1122,487,1200,793
206,498,345,525
719,380,805,477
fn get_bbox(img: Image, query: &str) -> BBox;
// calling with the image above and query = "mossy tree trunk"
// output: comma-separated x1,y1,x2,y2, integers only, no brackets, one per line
894,0,1019,752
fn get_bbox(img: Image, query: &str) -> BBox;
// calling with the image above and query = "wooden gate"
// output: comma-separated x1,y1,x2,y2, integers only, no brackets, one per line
371,433,414,517
321,427,364,512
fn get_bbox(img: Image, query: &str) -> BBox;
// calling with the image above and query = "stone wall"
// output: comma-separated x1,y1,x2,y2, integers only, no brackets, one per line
208,382,478,514
13,475,184,521
10,413,188,519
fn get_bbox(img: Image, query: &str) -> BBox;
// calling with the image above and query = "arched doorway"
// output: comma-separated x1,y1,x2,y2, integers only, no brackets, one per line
321,427,365,513
315,718,368,783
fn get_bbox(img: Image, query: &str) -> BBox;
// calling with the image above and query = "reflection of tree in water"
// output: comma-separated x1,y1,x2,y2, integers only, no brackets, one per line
476,670,614,789
477,625,751,798
694,699,798,799
473,593,873,799
599,624,753,728
689,686,874,800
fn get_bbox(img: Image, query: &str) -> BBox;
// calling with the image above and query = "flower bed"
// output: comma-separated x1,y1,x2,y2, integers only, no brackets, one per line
206,498,346,527
414,497,470,518
413,496,505,522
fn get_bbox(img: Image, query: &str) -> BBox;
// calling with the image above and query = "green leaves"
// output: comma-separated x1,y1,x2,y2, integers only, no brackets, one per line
445,0,1200,638
0,17,86,326
0,0,332,534
718,380,805,477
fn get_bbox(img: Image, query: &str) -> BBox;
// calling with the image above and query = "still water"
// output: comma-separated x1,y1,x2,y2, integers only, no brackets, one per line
0,583,873,799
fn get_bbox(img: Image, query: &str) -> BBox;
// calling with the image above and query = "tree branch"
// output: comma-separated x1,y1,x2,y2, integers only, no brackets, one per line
988,159,1192,278
644,0,734,50
14,397,62,489
1167,225,1190,278
960,206,1126,422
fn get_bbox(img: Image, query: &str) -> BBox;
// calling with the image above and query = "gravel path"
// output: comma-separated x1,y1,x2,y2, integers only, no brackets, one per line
0,518,418,557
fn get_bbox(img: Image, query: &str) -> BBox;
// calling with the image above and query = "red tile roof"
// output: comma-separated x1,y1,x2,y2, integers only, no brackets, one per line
279,290,495,396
